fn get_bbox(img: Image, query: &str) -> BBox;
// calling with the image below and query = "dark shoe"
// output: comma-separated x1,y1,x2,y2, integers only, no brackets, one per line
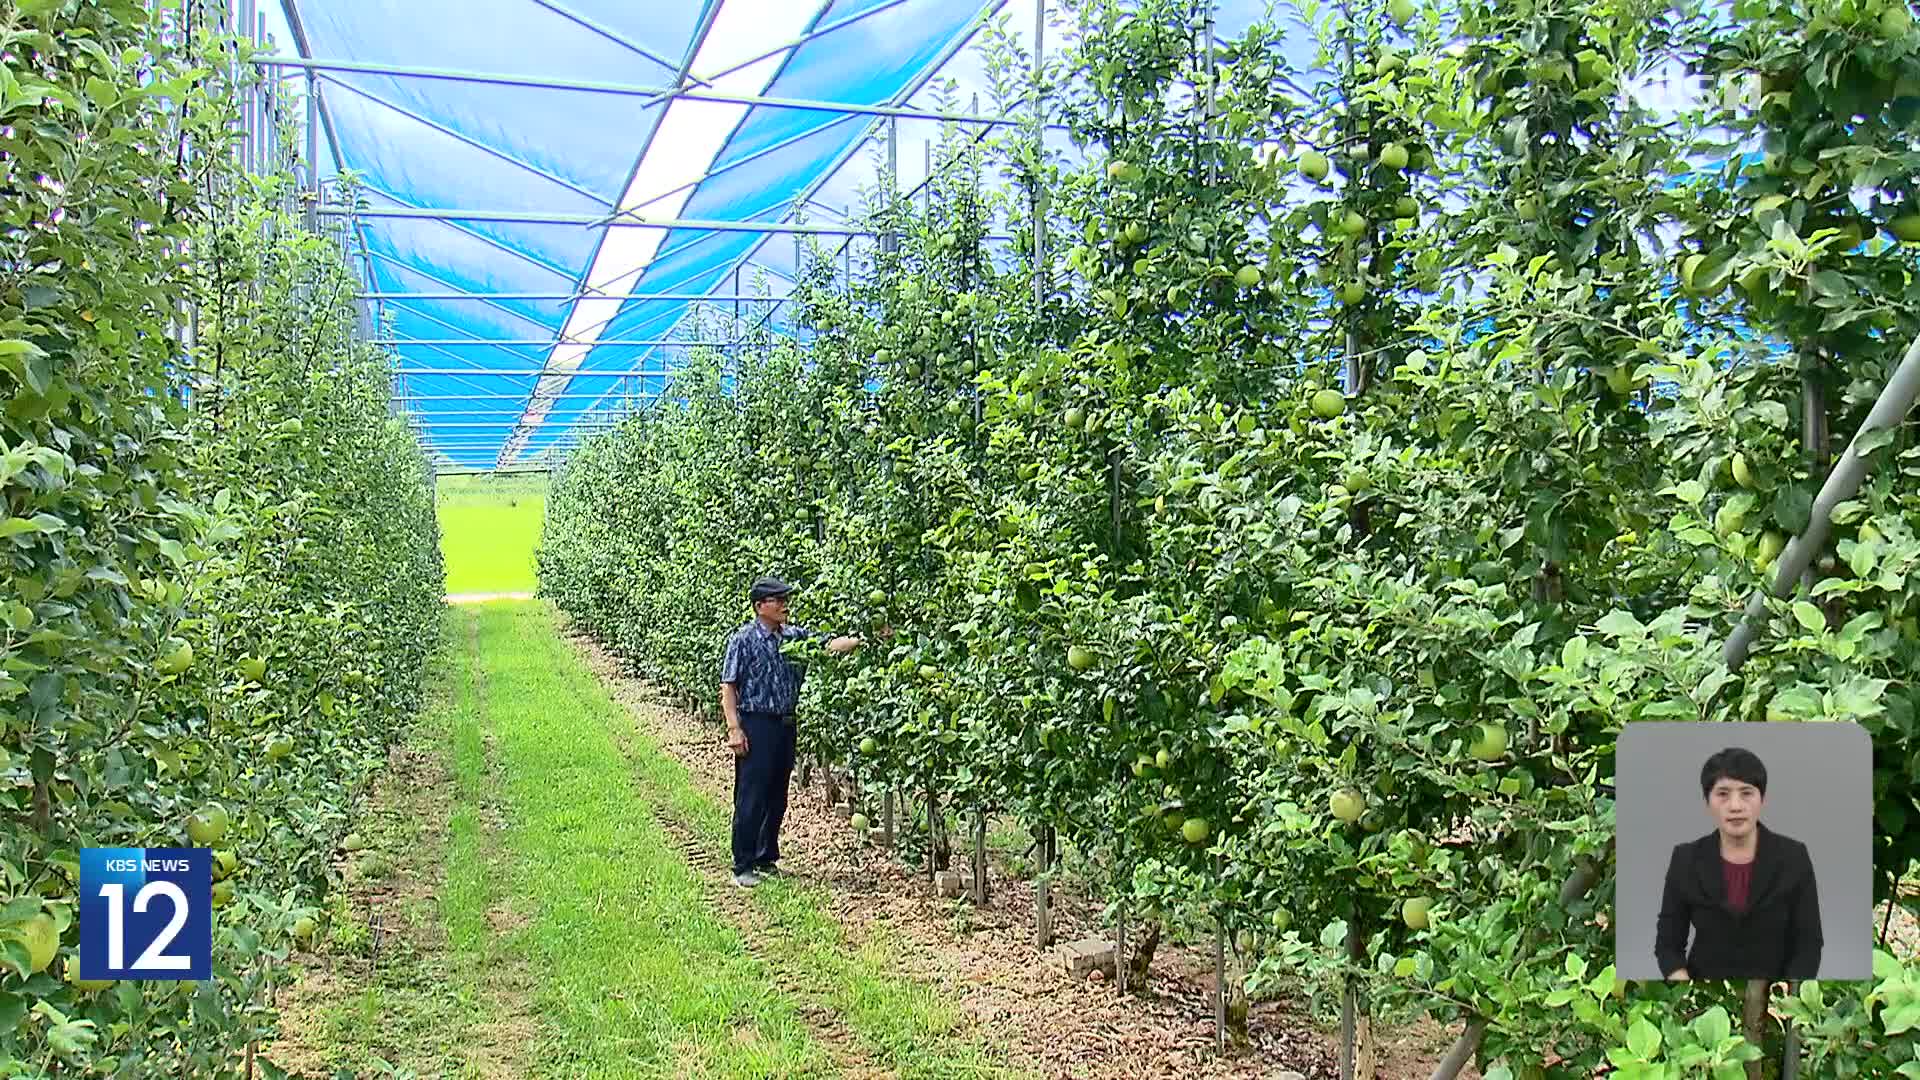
753,862,782,878
732,870,762,888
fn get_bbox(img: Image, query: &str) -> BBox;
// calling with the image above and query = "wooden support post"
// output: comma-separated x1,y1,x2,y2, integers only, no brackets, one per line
1214,921,1227,1055
1340,905,1365,1080
971,810,989,905
926,784,939,884
1116,898,1128,993
1035,825,1055,947
882,789,895,846
1782,985,1801,1080
1743,979,1770,1080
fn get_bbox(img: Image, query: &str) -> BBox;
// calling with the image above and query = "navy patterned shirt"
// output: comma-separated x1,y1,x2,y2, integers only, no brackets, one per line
720,619,824,716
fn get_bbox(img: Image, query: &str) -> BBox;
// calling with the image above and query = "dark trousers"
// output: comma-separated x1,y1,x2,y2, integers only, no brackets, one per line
731,711,796,874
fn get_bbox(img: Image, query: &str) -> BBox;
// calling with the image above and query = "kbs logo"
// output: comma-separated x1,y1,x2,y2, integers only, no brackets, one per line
78,848,211,981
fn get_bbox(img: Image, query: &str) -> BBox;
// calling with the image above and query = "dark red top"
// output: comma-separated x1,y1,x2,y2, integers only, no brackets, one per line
1723,857,1753,913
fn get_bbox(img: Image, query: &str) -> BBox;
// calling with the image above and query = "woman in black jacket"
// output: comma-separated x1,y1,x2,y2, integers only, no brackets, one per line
1656,747,1823,981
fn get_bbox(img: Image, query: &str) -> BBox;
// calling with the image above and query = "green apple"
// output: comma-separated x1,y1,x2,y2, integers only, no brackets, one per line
1064,406,1086,431
1338,281,1366,305
238,655,267,683
1389,0,1417,26
1299,150,1330,182
1891,214,1920,243
1402,896,1433,930
1234,265,1262,288
1680,253,1707,295
851,813,871,832
1731,453,1756,489
1068,645,1095,672
1394,196,1419,220
65,948,113,991
1330,788,1366,823
868,588,889,605
156,639,195,676
1469,722,1507,762
1884,2,1915,37
1311,389,1347,418
1182,817,1211,844
1715,503,1747,537
1378,143,1409,171
1155,748,1173,770
291,916,318,942
859,736,878,755
20,914,56,973
186,802,230,846
1270,908,1292,933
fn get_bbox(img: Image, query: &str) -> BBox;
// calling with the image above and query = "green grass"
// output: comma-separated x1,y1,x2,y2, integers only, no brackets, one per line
285,609,504,1078
478,603,828,1079
290,601,1009,1079
606,619,1012,1079
435,474,548,593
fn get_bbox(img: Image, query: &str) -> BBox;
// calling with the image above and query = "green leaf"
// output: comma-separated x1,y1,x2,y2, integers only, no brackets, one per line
1671,480,1707,505
1693,1004,1731,1045
1791,602,1826,633
1561,635,1589,671
1772,486,1813,533
45,1016,97,1057
1884,1000,1920,1036
1627,1017,1662,1059
1594,611,1644,639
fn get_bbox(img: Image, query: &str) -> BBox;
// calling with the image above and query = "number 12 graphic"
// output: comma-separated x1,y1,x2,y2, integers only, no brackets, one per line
80,848,211,981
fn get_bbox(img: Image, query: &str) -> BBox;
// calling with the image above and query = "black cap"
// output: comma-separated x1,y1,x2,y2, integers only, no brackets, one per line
749,576,795,602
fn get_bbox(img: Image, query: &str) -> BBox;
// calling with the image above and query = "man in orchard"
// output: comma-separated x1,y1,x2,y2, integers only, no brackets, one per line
721,576,863,888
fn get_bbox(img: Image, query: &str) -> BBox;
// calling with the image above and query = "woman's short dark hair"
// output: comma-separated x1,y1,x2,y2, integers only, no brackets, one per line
1701,747,1768,799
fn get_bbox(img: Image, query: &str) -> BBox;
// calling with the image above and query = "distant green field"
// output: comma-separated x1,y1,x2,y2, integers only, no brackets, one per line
435,474,549,594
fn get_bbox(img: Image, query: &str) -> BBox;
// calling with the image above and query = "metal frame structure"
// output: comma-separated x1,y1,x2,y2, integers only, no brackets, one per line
243,0,1037,470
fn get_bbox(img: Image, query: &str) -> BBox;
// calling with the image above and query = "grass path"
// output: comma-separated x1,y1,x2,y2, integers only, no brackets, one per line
435,474,546,595
276,602,1009,1079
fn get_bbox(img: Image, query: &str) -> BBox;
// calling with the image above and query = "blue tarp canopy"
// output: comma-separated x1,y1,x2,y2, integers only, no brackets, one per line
261,0,1339,468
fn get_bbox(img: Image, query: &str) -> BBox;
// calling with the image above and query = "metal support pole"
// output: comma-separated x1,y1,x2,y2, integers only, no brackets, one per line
1722,332,1920,670
1201,9,1216,188
1030,1,1047,320
1214,920,1227,1054
244,0,259,174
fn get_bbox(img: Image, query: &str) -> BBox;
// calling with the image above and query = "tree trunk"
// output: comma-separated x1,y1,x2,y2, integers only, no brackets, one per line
1225,935,1251,1045
1126,919,1162,986
1743,979,1770,1080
